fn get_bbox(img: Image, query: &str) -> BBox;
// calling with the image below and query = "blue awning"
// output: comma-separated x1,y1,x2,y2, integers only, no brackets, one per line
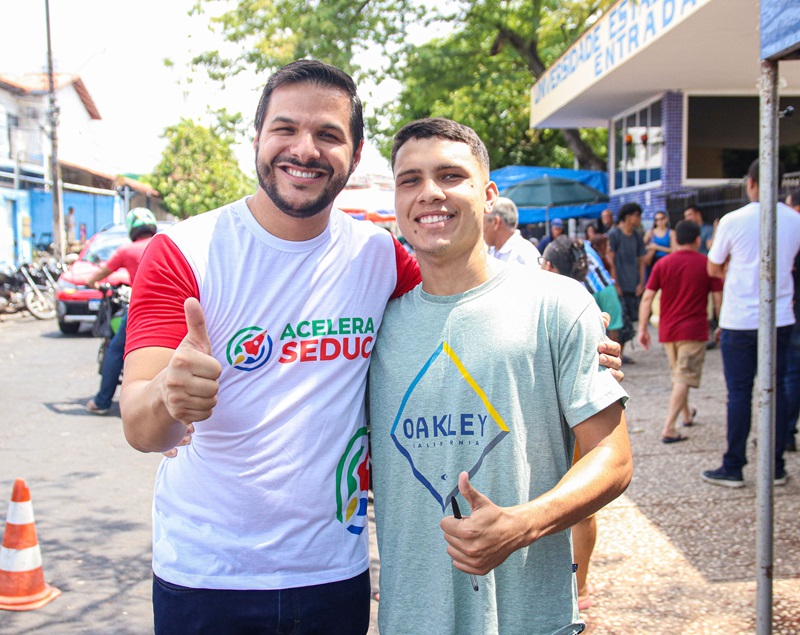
516,202,607,225
491,165,607,195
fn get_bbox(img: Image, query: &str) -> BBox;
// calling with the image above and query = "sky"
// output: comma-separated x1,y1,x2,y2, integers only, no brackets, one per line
4,0,412,177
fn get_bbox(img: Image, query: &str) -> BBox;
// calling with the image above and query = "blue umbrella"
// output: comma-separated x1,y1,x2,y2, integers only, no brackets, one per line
501,175,610,229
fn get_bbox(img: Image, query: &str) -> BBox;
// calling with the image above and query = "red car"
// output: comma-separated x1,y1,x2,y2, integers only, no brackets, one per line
55,222,170,334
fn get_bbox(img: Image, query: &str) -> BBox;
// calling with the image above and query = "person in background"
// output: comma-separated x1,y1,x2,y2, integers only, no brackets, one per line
637,220,722,443
85,208,158,415
607,203,647,362
683,205,714,255
65,206,76,244
683,205,718,347
536,216,564,252
595,208,615,235
643,211,674,275
483,196,541,267
701,160,800,488
540,235,604,613
784,188,800,452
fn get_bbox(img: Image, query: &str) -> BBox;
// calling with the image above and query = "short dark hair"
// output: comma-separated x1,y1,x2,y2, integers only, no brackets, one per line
675,220,701,246
685,205,704,221
254,59,364,151
618,202,642,223
542,236,589,282
787,188,800,208
391,118,490,172
746,158,786,186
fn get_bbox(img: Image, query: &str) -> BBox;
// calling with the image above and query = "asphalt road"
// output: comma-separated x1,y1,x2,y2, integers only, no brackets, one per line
0,312,381,634
0,313,159,633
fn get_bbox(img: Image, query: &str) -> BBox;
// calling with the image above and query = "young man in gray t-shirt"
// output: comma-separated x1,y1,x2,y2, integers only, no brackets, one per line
369,119,632,635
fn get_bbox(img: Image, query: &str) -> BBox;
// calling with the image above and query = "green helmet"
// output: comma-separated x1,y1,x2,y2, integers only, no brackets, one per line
125,207,157,241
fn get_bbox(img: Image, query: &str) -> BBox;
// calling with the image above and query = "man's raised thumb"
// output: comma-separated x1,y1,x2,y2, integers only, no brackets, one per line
183,297,212,354
458,471,487,513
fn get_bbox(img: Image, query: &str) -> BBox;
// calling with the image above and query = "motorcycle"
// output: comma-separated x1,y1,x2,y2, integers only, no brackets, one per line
0,262,58,320
93,283,131,376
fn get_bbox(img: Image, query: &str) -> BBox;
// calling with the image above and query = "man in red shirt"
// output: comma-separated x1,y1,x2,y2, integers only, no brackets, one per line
637,220,723,443
85,208,158,415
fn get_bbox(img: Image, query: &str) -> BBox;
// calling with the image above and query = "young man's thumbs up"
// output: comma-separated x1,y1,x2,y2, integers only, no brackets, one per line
440,471,524,576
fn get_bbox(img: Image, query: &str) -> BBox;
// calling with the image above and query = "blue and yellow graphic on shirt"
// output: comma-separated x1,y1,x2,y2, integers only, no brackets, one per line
335,427,370,535
225,326,272,371
391,341,509,512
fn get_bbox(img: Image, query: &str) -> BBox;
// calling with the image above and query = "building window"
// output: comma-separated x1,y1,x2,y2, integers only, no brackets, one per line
686,95,800,180
613,99,663,191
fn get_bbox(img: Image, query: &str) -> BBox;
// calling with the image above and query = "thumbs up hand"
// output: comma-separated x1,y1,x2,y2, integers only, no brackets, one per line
440,472,526,576
162,298,222,426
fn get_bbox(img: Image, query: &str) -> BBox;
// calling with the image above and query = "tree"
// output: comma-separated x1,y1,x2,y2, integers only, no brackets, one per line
189,0,614,170
146,114,254,219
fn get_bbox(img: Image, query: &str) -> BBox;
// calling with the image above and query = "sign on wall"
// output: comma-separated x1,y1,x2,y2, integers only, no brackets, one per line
530,0,711,126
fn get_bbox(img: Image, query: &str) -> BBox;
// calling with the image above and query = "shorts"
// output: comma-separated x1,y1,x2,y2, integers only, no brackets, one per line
663,340,706,388
619,292,640,324
593,285,624,331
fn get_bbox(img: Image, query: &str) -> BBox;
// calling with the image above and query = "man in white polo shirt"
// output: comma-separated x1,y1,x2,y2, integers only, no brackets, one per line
483,196,541,267
701,160,800,488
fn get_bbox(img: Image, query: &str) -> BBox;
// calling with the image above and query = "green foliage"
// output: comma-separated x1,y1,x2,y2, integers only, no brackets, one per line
189,0,426,79
145,118,254,219
190,0,615,169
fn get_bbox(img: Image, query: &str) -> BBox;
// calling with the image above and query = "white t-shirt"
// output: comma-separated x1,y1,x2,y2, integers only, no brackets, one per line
127,198,420,590
708,201,800,330
489,230,541,268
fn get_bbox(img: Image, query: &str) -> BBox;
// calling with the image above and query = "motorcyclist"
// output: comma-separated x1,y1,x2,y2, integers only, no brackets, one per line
85,208,158,415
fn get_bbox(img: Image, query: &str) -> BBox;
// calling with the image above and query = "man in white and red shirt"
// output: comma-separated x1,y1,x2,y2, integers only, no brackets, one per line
122,60,418,634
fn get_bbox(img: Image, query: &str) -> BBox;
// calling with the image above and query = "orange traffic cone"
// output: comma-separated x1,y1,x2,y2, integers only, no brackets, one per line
0,479,61,611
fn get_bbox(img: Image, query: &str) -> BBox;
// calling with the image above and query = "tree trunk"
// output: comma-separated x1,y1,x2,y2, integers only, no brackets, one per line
562,128,606,172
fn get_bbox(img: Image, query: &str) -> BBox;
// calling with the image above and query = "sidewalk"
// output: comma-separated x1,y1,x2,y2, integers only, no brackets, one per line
582,339,800,634
368,339,800,633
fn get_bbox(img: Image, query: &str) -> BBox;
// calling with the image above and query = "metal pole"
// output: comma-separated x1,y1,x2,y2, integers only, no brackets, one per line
44,0,65,261
756,58,779,635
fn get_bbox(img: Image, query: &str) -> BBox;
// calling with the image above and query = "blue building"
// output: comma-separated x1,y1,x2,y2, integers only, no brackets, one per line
529,0,800,222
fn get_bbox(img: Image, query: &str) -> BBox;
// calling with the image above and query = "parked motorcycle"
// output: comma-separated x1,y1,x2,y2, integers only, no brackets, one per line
93,283,131,376
0,262,58,320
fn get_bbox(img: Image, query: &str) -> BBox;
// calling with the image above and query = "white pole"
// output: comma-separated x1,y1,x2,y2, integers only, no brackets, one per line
756,58,778,635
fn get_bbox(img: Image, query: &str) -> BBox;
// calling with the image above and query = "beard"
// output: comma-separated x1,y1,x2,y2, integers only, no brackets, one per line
256,151,352,219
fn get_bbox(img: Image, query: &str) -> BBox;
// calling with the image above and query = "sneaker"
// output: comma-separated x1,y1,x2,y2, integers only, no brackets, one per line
775,469,789,486
701,466,744,488
85,398,110,416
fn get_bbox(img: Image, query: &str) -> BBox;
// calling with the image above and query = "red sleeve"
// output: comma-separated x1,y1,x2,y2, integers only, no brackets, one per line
391,236,421,298
646,259,663,292
105,246,125,273
124,233,199,357
709,275,723,292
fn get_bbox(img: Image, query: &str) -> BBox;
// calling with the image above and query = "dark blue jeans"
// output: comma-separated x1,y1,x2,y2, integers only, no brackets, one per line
94,312,127,410
720,326,792,476
784,323,800,436
153,569,370,635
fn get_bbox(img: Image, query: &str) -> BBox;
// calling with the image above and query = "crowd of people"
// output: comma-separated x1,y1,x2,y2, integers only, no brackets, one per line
527,176,800,486
85,58,800,635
